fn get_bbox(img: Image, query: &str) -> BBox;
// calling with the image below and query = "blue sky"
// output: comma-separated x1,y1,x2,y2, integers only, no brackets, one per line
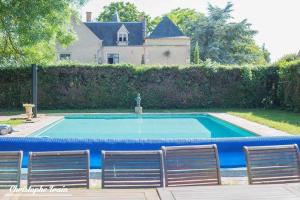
80,0,300,61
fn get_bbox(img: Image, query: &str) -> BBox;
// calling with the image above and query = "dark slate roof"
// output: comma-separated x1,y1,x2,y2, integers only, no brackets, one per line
84,22,144,46
148,16,184,38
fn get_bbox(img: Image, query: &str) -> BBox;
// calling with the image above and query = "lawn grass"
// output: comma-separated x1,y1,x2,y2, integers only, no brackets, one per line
227,109,300,135
0,119,24,126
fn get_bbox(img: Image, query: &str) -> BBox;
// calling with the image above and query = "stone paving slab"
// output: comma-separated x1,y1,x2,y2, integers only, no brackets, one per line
209,113,291,136
4,115,63,137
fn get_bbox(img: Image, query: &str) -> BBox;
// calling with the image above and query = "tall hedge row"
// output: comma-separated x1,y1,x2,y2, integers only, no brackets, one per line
277,60,300,112
0,64,282,110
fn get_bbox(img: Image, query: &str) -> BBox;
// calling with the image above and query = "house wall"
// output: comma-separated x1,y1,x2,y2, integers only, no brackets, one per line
144,37,190,65
57,22,191,65
101,46,144,64
56,21,102,63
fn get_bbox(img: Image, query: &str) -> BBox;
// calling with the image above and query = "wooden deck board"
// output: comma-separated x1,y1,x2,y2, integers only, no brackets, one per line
157,184,300,200
0,189,160,200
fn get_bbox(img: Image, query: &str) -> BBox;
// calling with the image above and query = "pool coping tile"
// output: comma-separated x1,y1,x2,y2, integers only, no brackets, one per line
1,112,291,137
208,113,290,137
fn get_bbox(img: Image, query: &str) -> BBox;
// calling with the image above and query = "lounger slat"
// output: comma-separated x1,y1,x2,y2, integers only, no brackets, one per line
29,170,88,176
162,144,221,187
106,173,160,178
31,157,87,163
0,151,22,188
102,150,163,188
30,164,87,169
28,150,90,189
244,144,300,185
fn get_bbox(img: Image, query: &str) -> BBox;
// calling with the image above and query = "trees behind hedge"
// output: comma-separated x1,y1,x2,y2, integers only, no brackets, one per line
0,0,86,66
188,2,270,65
0,1,271,66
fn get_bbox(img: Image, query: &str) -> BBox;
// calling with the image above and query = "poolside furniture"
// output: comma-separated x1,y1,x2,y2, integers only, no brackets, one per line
102,150,164,188
28,150,90,188
161,144,221,187
244,144,300,185
0,151,22,188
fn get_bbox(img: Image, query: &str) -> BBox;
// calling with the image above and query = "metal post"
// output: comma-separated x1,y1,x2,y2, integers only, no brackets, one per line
32,64,38,118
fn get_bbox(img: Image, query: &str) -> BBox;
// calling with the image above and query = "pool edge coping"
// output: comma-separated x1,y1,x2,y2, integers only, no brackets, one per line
208,113,291,137
5,112,291,137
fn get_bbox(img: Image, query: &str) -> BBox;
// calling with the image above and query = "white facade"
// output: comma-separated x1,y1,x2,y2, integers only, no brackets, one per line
56,21,102,63
144,37,190,65
56,18,190,65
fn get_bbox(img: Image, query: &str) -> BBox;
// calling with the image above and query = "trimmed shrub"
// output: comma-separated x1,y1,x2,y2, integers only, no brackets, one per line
0,64,280,110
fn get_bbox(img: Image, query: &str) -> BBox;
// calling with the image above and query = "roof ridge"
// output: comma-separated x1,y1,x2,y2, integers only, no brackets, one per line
84,22,144,46
148,16,184,39
84,22,143,24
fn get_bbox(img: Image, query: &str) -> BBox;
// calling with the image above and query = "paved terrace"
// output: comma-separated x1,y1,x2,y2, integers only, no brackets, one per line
209,113,290,136
1,114,63,137
0,184,299,200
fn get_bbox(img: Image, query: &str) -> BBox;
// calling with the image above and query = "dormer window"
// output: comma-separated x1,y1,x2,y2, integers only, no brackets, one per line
118,33,127,42
117,24,129,45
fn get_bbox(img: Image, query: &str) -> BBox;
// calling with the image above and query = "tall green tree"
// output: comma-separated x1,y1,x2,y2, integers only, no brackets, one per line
193,41,200,64
190,2,269,65
0,0,86,66
97,2,155,31
262,43,271,63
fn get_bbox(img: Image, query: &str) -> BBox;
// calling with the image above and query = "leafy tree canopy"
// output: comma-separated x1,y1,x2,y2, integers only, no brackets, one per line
0,0,86,66
193,41,200,64
189,2,269,65
96,2,155,32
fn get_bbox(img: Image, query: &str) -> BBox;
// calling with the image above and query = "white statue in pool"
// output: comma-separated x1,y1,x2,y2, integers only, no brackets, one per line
135,93,143,114
135,93,142,107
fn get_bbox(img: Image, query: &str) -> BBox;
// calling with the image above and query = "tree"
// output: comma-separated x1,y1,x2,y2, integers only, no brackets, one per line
190,2,268,65
0,0,86,66
193,41,200,64
262,43,271,63
96,2,155,32
275,53,299,67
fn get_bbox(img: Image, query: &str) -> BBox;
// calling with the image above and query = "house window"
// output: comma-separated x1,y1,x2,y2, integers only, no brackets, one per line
59,54,71,60
118,33,127,42
107,53,119,64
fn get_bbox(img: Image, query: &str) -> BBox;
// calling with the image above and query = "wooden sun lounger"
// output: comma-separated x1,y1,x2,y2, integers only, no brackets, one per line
102,150,164,189
244,144,300,185
161,144,221,187
28,150,90,188
0,151,23,188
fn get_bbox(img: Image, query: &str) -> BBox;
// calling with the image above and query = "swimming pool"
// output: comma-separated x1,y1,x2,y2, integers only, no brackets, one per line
0,113,297,169
31,114,257,139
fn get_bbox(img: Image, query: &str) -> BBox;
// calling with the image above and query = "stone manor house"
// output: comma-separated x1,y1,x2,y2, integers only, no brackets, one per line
57,12,190,65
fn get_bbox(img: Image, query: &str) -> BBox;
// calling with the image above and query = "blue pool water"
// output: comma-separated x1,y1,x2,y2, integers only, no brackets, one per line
31,114,257,139
2,114,298,169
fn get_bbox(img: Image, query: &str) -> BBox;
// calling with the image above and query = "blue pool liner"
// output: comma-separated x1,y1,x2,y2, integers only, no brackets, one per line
0,136,300,169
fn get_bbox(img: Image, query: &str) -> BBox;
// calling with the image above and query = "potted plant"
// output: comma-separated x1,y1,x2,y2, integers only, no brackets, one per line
23,104,35,121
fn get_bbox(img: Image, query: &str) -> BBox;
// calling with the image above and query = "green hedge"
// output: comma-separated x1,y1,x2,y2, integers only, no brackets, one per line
0,64,282,110
277,60,300,112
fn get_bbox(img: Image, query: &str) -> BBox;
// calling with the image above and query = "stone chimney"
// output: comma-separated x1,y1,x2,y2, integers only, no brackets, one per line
112,11,120,22
86,12,92,22
140,16,147,38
